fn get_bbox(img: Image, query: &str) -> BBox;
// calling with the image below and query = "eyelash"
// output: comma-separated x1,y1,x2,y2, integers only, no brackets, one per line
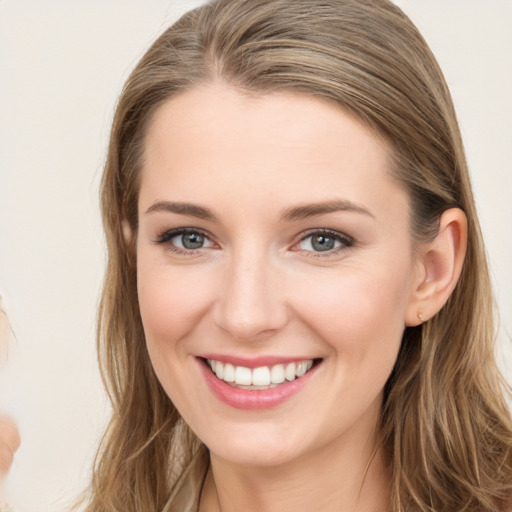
153,227,213,255
154,227,354,257
294,229,354,258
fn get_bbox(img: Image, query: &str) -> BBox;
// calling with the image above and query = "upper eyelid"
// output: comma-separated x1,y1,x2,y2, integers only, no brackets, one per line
154,227,213,244
297,228,353,243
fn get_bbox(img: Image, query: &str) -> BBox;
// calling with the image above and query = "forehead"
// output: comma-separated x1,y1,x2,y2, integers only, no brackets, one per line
139,83,406,219
143,83,389,161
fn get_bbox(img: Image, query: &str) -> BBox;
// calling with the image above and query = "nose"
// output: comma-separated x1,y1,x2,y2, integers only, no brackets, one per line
213,249,289,342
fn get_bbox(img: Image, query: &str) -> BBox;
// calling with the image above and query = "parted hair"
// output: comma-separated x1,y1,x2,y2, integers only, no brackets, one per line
84,0,512,510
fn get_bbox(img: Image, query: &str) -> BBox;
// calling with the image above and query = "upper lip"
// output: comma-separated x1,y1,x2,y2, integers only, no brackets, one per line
198,354,320,368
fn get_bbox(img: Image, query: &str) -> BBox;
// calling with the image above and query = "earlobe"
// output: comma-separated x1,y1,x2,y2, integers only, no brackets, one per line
121,219,137,268
122,219,133,245
405,208,468,326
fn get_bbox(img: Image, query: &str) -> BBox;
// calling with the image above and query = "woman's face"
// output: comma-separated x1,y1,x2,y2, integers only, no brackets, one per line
136,83,421,467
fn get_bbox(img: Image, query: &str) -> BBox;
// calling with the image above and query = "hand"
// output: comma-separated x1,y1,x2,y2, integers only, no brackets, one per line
0,413,20,478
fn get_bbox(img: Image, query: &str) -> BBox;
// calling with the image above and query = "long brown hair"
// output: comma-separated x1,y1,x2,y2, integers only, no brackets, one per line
84,1,512,510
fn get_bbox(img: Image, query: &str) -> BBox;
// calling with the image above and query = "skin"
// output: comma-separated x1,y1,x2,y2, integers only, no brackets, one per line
0,414,20,478
1,307,21,505
134,82,466,512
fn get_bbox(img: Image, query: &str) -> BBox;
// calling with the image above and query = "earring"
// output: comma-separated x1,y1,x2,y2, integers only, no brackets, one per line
417,310,425,323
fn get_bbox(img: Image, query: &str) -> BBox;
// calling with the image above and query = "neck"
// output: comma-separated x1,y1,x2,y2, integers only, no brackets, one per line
199,426,391,512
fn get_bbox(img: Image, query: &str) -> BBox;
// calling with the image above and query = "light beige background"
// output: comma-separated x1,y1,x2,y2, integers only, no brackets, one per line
0,1,511,511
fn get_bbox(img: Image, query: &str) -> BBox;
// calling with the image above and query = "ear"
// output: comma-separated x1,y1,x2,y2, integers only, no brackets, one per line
122,219,133,245
121,219,138,268
405,208,468,326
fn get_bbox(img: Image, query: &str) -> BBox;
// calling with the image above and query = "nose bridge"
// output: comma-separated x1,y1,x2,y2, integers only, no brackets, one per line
214,243,287,341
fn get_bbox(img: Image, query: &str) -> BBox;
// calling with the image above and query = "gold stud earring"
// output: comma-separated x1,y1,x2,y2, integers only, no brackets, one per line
417,310,425,323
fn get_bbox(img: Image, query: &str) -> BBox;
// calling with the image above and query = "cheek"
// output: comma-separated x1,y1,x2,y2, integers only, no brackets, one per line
291,266,411,434
291,263,411,363
137,259,214,353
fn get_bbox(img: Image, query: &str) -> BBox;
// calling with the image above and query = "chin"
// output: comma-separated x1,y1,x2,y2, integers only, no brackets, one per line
201,423,313,468
211,443,301,468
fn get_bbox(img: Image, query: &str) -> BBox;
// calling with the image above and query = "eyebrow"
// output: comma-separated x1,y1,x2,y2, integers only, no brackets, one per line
145,201,216,220
144,198,373,222
280,199,374,222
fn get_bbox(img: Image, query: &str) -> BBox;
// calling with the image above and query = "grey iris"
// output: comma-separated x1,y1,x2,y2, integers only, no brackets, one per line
182,233,204,249
312,234,335,251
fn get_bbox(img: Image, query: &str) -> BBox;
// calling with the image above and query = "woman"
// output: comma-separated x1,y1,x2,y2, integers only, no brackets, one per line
83,0,512,510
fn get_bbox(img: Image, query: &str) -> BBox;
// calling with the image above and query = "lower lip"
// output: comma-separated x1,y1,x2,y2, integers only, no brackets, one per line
198,359,319,410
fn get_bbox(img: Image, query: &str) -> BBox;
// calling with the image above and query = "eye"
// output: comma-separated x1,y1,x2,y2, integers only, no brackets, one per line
155,228,215,251
174,232,209,250
295,230,353,254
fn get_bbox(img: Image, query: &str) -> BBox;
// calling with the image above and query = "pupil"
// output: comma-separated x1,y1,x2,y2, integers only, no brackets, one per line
312,235,335,251
182,233,204,249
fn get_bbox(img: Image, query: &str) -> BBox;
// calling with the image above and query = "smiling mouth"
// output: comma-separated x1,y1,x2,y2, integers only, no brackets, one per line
204,358,321,390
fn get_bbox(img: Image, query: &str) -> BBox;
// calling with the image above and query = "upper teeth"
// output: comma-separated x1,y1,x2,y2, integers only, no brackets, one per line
207,359,314,387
